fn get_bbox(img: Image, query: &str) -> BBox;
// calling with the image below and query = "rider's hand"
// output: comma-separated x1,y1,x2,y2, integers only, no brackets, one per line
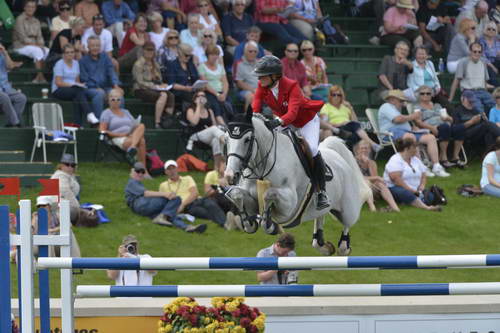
266,118,282,130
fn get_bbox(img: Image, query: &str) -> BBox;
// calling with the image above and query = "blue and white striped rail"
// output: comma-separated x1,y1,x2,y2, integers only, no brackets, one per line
76,282,500,298
38,254,500,271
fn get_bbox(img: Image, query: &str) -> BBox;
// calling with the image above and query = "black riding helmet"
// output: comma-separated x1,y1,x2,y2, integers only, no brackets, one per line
254,55,282,77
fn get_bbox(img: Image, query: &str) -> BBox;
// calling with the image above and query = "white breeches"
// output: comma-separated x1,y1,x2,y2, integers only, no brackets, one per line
291,114,320,157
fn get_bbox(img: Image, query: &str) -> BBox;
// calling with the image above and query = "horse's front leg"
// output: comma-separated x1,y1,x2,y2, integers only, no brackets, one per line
312,216,335,256
225,186,260,233
261,187,296,235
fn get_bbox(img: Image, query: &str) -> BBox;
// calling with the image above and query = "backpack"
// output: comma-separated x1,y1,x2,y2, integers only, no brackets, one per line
146,149,165,177
423,185,447,206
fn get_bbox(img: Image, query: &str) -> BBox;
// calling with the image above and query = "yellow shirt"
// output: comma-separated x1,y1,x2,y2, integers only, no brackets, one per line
204,170,219,186
320,103,351,125
159,176,197,201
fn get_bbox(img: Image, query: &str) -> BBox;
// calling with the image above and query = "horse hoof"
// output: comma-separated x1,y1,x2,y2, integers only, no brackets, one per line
336,241,351,256
319,241,335,256
242,219,258,234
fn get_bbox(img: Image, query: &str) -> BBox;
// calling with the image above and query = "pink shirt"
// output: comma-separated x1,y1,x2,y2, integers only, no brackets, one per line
282,57,308,88
382,7,416,36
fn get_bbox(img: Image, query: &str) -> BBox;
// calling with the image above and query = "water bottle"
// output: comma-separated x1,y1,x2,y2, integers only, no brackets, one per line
438,58,445,73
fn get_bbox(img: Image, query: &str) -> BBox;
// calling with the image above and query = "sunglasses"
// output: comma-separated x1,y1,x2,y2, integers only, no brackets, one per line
419,92,432,95
168,36,179,39
470,26,476,30
330,93,342,97
110,97,121,102
134,169,146,174
472,50,482,54
301,48,313,52
247,50,258,53
64,163,77,168
487,28,497,31
198,3,208,7
204,35,213,38
180,53,192,58
286,49,298,53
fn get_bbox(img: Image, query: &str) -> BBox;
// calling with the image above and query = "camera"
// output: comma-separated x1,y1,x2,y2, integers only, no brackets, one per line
126,243,137,255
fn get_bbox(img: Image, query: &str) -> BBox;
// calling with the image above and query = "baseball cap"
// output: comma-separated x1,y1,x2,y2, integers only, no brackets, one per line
36,196,54,207
461,90,476,102
122,234,138,246
133,162,146,172
164,160,178,169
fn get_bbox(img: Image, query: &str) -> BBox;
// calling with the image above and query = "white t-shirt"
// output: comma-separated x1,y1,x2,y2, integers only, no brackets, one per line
383,153,427,191
480,151,500,188
149,28,170,51
114,254,156,286
81,27,114,53
180,29,200,50
199,14,218,32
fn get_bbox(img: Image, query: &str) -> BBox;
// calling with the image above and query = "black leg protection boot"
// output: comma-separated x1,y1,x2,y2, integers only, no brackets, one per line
313,152,330,210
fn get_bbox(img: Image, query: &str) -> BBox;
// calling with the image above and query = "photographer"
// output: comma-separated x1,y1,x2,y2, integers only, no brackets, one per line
106,235,157,286
256,233,298,285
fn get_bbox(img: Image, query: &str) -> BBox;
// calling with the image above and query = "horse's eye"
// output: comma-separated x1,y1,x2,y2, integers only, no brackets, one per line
244,137,251,143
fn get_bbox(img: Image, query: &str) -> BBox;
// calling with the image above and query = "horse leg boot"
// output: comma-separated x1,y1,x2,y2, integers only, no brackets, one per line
313,152,330,210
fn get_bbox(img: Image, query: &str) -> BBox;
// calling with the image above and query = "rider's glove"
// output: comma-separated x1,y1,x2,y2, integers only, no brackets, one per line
266,117,283,130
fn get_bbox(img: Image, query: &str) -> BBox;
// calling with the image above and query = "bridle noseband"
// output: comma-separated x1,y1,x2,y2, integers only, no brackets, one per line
226,122,255,171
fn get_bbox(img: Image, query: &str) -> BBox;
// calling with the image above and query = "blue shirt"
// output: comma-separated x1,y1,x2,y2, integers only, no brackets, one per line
52,59,80,93
489,107,500,124
0,54,14,93
101,0,135,26
164,58,199,87
79,52,119,89
221,12,255,44
378,102,411,134
233,41,265,62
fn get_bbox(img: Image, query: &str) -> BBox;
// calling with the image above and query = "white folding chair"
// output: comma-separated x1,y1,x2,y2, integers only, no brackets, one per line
30,103,78,163
365,108,397,158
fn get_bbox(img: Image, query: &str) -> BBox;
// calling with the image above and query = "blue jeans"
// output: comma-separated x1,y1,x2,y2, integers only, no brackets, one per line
257,22,306,45
52,86,93,125
464,89,496,115
131,196,188,229
483,184,500,198
185,197,226,227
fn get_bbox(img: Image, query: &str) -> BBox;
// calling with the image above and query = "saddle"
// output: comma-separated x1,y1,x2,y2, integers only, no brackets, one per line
282,128,314,179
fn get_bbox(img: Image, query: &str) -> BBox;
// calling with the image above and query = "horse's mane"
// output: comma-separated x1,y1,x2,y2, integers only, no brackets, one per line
252,113,268,122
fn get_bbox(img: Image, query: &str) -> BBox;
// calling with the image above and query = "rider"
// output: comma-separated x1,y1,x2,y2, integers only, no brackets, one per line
252,55,330,210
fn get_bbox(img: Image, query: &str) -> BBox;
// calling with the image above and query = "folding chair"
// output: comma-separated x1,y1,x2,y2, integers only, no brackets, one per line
94,131,133,165
30,103,78,163
365,108,397,158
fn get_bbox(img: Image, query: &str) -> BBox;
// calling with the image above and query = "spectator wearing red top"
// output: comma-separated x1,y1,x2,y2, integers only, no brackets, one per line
118,13,150,70
181,0,220,21
281,43,317,100
254,0,307,45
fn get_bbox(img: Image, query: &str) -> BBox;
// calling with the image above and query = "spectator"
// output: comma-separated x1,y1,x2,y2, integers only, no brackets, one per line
193,28,224,65
124,163,207,231
180,13,202,50
74,0,100,28
378,89,450,177
479,21,500,86
118,14,150,70
198,45,232,123
480,141,500,197
233,25,268,62
197,0,223,38
447,18,477,73
50,1,75,42
46,17,85,68
353,140,400,212
148,0,186,30
378,41,414,102
455,0,490,37
51,44,96,126
221,0,255,54
0,43,26,127
80,36,121,123
380,0,423,49
81,14,119,73
254,0,307,46
412,85,466,168
300,40,329,101
282,43,315,99
449,42,496,114
383,138,443,211
453,90,500,147
489,86,500,126
234,40,259,111
148,12,169,51
289,0,324,41
181,0,220,19
34,0,58,25
106,235,158,285
490,0,500,27
164,43,200,106
99,89,150,173
319,85,381,149
133,42,175,129
159,160,228,228
256,233,298,285
416,0,455,53
102,0,136,48
185,90,226,169
13,0,49,83
157,29,180,66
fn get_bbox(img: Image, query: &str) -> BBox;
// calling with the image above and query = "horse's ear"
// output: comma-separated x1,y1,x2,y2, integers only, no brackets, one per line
245,104,253,123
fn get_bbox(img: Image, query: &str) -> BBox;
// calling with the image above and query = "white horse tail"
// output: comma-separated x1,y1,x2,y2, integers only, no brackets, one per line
319,136,372,204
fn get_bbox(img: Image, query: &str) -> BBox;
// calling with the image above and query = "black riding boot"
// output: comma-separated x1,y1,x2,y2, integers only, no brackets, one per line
313,152,330,210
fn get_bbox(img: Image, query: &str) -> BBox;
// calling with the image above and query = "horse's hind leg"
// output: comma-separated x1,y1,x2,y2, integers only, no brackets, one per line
330,209,352,256
312,216,335,256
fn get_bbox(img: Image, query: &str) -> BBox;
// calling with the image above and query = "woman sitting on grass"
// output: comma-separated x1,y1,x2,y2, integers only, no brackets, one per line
480,141,500,198
354,140,400,212
383,137,443,211
99,89,151,178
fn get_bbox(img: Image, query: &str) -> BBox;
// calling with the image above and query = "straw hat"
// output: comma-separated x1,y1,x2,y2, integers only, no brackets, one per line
396,0,414,9
384,89,407,101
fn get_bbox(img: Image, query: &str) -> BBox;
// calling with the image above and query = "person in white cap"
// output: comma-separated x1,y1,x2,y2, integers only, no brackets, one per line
160,160,231,229
124,162,207,233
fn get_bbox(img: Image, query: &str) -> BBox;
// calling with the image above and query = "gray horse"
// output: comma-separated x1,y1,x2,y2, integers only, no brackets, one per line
224,110,371,256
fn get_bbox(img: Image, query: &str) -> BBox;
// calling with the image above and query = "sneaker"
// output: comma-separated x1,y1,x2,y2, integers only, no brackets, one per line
152,214,173,226
87,112,99,124
425,169,435,177
432,164,450,177
126,147,137,161
368,36,380,45
186,224,207,233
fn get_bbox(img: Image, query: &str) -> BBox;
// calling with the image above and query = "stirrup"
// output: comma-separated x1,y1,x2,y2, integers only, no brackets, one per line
316,191,330,210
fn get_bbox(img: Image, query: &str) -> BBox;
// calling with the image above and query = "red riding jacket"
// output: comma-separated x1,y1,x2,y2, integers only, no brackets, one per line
252,76,324,128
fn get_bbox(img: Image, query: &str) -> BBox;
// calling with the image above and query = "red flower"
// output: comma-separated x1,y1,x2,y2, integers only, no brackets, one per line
232,309,241,318
249,311,257,320
239,317,251,328
190,314,198,326
240,304,249,315
249,324,258,333
193,305,207,314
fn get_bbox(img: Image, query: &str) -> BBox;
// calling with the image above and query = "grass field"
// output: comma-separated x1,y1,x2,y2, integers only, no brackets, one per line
4,160,500,298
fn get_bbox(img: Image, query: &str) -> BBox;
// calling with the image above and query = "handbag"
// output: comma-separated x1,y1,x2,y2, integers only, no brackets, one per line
423,185,447,206
457,184,483,197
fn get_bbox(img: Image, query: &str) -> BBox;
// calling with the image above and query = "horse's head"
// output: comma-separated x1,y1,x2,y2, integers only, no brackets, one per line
224,107,255,185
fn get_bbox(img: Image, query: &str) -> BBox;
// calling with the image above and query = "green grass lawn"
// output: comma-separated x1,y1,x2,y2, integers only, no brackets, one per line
4,161,500,298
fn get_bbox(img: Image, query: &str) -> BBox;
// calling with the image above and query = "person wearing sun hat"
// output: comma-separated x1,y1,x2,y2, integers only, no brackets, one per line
50,154,81,222
380,0,424,49
378,89,450,177
124,162,207,233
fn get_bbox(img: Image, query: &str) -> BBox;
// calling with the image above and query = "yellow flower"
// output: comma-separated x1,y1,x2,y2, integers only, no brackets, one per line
204,317,212,324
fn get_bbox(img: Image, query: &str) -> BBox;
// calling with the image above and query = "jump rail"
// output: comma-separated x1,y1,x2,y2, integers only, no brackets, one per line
38,254,500,271
76,282,500,298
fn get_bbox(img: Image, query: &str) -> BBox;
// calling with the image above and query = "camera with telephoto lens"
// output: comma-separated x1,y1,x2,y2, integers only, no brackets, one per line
126,243,137,255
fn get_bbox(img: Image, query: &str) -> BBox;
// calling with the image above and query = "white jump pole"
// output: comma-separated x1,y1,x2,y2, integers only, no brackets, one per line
59,200,74,333
19,199,35,333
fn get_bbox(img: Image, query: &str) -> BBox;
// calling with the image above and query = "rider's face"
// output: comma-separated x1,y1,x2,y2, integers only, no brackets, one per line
259,75,275,88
